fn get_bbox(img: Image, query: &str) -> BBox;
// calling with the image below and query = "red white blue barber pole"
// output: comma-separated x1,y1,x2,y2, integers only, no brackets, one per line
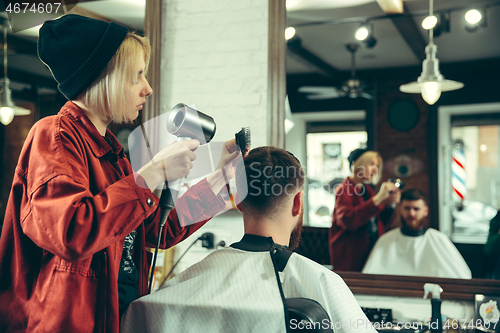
452,139,466,210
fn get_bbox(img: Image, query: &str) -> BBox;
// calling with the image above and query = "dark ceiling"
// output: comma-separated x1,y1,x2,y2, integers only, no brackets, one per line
285,0,500,111
0,0,499,107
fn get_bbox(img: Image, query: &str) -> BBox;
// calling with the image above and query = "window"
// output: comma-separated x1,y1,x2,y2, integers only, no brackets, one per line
438,103,500,243
306,131,367,227
285,110,367,227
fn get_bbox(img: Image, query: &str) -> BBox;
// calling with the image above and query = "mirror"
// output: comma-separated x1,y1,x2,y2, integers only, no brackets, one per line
288,105,498,281
294,225,495,281
285,0,500,283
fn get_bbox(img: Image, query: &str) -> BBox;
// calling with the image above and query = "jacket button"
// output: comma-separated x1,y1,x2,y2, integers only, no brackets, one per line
147,198,154,207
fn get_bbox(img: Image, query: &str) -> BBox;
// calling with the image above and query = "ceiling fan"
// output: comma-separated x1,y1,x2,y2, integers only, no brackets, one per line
298,43,373,100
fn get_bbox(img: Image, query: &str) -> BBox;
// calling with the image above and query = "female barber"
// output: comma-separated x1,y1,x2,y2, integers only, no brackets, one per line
329,149,400,272
0,15,238,333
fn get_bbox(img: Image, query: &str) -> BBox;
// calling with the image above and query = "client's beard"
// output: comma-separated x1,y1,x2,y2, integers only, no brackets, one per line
288,203,304,251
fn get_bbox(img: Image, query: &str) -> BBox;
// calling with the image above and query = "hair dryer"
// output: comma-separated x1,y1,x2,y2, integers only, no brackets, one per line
149,103,216,293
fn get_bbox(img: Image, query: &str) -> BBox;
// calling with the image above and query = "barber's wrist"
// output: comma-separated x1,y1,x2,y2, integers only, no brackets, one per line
372,193,383,206
136,161,161,192
207,169,227,195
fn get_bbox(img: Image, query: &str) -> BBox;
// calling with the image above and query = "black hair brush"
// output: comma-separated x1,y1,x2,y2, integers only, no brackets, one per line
235,127,251,157
224,127,250,210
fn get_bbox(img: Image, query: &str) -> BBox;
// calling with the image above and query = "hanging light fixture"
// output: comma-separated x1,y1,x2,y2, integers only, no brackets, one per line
399,0,463,105
0,25,30,125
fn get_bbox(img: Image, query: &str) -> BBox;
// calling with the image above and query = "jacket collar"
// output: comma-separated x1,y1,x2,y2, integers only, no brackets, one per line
59,101,124,159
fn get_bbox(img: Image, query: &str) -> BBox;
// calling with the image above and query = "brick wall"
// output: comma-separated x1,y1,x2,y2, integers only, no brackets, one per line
376,91,431,229
159,0,274,275
0,102,35,226
160,0,270,146
0,94,65,227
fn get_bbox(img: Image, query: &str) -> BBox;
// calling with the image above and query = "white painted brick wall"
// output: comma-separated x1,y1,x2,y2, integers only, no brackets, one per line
159,0,270,275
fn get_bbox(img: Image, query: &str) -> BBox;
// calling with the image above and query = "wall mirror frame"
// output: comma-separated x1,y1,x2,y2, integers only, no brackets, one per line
337,271,500,301
296,208,500,300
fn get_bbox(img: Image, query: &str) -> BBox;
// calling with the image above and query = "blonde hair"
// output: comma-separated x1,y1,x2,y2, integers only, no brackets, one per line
79,33,151,123
351,150,383,185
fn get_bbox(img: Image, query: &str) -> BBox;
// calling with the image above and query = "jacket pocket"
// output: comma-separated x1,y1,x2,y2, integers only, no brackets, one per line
32,253,106,333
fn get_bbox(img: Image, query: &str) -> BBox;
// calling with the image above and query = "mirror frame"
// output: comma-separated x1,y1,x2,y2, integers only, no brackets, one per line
336,271,500,301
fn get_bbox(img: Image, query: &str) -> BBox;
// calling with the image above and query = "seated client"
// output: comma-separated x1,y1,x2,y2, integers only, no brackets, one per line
121,146,376,333
362,189,472,279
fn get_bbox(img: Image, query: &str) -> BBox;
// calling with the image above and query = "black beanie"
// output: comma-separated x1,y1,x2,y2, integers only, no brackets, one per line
347,148,369,168
37,14,129,100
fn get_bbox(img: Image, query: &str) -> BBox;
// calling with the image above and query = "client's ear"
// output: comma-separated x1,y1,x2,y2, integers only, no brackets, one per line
292,191,303,216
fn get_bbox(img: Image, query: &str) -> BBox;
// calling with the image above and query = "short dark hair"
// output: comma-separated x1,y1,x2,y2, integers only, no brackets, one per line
401,189,427,204
236,147,305,216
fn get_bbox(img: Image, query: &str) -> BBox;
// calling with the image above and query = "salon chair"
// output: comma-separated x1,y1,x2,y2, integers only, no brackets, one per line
288,298,334,332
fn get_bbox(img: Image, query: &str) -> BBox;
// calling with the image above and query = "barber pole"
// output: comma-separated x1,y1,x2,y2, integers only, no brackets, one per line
452,139,466,209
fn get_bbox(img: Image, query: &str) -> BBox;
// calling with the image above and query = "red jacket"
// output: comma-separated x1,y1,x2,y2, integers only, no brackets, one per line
0,102,225,333
329,177,393,272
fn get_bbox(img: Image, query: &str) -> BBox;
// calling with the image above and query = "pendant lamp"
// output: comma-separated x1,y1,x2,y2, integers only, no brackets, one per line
399,0,463,105
0,25,30,125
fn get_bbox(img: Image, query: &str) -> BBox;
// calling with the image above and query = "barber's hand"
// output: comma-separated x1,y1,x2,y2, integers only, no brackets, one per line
389,190,401,205
215,139,241,180
137,139,200,191
372,182,399,206
207,139,242,195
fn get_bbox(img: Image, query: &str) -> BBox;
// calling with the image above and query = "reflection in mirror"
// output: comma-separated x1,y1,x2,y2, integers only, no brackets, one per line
362,189,472,279
293,227,500,301
287,104,498,280
294,226,496,284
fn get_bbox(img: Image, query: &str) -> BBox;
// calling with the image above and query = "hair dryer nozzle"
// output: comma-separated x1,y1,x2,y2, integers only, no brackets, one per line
167,103,216,143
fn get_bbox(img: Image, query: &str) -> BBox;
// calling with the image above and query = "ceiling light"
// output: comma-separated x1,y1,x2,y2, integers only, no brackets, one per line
465,9,482,24
422,15,438,30
354,23,376,48
355,25,369,41
400,0,463,105
0,25,30,125
464,9,486,33
0,104,14,125
432,13,451,38
285,27,296,40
